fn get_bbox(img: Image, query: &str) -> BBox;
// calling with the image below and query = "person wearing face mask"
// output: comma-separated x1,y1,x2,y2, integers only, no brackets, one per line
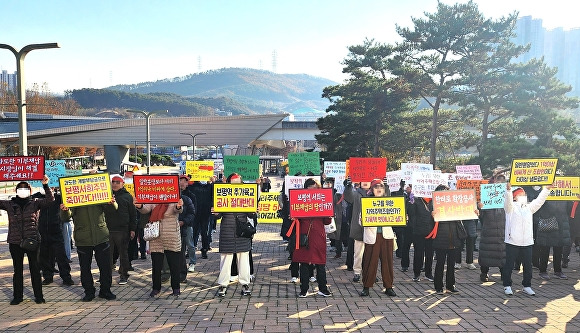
502,182,552,296
1,175,54,305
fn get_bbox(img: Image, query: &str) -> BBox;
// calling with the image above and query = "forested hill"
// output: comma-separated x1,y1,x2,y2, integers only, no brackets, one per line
69,68,336,116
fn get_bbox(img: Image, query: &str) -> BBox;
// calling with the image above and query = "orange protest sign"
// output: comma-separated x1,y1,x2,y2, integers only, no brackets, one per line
456,179,489,202
432,189,478,222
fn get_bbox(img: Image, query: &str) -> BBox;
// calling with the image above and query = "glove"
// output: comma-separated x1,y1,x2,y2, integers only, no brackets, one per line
344,176,352,187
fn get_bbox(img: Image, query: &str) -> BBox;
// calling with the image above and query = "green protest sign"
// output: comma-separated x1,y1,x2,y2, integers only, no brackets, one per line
223,155,260,181
288,152,320,175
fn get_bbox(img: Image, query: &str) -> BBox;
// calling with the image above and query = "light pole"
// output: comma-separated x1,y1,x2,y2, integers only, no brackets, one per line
0,43,59,156
180,132,206,160
128,109,168,174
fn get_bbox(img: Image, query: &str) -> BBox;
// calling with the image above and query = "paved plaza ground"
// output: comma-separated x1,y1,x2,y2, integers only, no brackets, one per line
0,221,579,333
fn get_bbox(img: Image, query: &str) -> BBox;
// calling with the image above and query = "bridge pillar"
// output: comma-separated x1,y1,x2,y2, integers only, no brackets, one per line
104,145,130,174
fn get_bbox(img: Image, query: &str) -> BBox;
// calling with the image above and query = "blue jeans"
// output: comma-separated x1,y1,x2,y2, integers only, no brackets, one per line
62,220,73,260
502,244,533,287
185,227,196,265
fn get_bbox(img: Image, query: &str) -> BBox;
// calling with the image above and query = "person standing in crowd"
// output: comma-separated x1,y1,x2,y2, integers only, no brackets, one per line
280,180,300,282
502,183,552,296
391,180,407,259
104,175,136,285
135,197,184,297
33,187,74,287
360,179,397,297
293,178,333,297
261,176,272,192
60,192,117,302
455,219,478,270
213,173,256,297
324,178,345,259
535,199,570,280
179,175,197,273
408,189,435,282
394,182,414,273
189,178,213,259
1,176,53,305
62,211,73,263
477,174,507,282
430,184,463,295
178,175,196,282
344,179,372,283
563,197,580,267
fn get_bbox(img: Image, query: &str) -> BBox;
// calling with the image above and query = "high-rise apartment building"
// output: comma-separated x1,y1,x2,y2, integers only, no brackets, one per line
0,70,17,93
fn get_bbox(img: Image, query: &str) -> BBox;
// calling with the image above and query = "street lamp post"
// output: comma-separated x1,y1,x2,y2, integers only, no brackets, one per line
0,43,59,156
180,132,206,160
128,109,168,174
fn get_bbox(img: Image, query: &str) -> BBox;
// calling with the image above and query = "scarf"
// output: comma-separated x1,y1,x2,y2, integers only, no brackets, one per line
149,204,169,222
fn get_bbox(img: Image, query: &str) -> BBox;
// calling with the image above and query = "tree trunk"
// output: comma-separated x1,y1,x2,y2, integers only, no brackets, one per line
430,98,441,167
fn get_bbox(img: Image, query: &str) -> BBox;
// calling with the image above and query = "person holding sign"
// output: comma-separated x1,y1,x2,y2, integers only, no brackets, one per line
1,175,53,305
502,183,552,296
344,179,372,283
359,179,397,297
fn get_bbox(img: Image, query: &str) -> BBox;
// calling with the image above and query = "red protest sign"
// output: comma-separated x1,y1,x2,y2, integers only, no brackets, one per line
288,188,334,218
432,189,478,222
133,175,180,203
348,157,387,183
0,156,45,181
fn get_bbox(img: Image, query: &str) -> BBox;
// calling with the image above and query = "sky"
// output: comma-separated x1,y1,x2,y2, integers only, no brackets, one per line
1,0,578,95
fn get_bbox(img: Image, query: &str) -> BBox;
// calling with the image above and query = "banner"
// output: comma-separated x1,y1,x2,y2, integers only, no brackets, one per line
0,156,45,181
224,155,260,181
289,188,334,218
213,183,258,213
360,196,407,227
432,189,478,221
456,179,489,202
133,175,180,204
257,191,283,223
323,161,346,177
509,158,558,186
546,176,580,201
401,163,433,183
411,171,447,198
284,176,312,196
60,173,112,207
348,157,388,183
29,159,66,188
288,152,320,175
186,160,215,181
455,165,483,180
480,183,506,209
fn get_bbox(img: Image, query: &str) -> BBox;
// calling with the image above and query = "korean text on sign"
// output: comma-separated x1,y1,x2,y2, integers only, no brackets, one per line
60,173,112,208
288,188,334,218
360,197,407,227
348,157,387,183
547,176,580,201
258,191,282,223
186,161,215,181
510,158,558,186
213,183,258,213
456,179,488,202
432,189,478,222
133,175,180,204
480,183,506,209
0,156,45,181
288,152,320,175
284,176,312,196
224,155,260,181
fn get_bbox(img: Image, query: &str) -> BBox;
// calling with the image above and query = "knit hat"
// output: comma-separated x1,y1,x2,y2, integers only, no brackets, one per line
370,178,384,188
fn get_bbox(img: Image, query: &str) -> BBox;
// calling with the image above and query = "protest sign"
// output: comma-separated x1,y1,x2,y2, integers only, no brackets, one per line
213,183,258,213
324,161,346,177
289,188,334,218
385,170,403,193
411,171,447,198
442,173,473,190
348,157,387,183
223,155,260,181
360,196,407,227
284,176,312,196
401,163,433,184
29,159,66,188
456,179,489,202
509,158,558,186
288,152,320,175
124,183,135,197
60,173,112,207
133,175,180,204
186,160,215,181
432,189,478,221
480,183,506,209
546,176,580,201
258,191,283,223
0,156,45,181
455,165,483,180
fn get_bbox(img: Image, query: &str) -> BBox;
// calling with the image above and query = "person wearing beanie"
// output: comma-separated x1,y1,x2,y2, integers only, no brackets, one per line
502,182,553,296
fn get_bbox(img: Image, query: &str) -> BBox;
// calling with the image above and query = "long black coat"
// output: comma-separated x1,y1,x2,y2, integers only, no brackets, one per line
478,208,506,268
216,212,255,254
432,221,462,250
535,200,571,247
408,198,435,237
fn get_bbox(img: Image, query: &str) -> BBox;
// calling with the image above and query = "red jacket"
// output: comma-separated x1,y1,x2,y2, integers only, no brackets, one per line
292,216,331,265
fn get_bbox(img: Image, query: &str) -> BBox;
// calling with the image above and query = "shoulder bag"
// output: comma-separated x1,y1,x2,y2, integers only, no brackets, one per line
537,216,558,232
236,214,256,238
143,221,160,241
456,221,468,240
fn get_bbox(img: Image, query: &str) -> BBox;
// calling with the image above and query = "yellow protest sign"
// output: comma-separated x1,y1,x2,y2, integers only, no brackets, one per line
213,183,258,213
258,191,283,223
510,158,557,186
124,183,135,197
186,160,215,181
60,173,113,207
360,197,407,227
546,176,580,201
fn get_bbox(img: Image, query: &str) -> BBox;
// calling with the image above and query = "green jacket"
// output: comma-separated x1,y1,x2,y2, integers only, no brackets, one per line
61,204,112,246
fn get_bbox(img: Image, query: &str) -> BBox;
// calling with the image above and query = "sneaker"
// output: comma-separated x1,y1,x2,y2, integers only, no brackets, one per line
119,277,128,285
412,276,421,282
454,263,461,269
424,275,434,282
447,286,459,293
352,274,361,282
150,289,160,297
290,277,298,283
385,288,397,296
298,291,308,298
309,276,317,283
250,274,256,282
188,264,195,273
171,289,180,297
539,272,551,280
523,287,535,296
480,273,489,282
42,278,53,285
400,267,408,272
466,263,477,270
553,272,568,280
360,288,370,296
230,275,239,282
317,290,332,297
217,286,227,297
98,291,117,300
504,286,513,295
436,289,444,295
241,285,251,296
